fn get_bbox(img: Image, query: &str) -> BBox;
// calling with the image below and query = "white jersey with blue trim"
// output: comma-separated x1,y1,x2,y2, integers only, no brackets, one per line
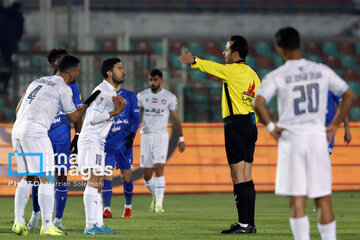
78,80,117,148
257,59,348,133
137,88,178,134
13,75,76,137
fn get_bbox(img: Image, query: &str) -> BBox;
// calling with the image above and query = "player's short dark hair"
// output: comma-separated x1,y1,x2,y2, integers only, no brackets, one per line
58,55,80,73
275,27,301,50
229,35,248,59
101,58,121,78
150,69,163,78
47,48,68,64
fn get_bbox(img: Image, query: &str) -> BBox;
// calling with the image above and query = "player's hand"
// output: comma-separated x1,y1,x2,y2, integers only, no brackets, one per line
112,94,127,115
270,126,283,142
125,132,136,148
344,129,352,145
179,48,195,64
178,141,185,153
84,90,101,106
70,133,79,154
326,124,338,144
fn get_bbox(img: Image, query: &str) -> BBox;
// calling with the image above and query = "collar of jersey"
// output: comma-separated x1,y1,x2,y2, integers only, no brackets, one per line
285,58,306,66
103,79,117,92
151,88,163,95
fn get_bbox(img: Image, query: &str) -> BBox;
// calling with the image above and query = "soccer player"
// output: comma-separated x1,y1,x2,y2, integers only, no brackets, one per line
28,48,83,231
102,85,140,218
326,92,351,154
180,36,260,234
254,27,355,240
137,69,185,213
77,58,126,235
11,55,101,236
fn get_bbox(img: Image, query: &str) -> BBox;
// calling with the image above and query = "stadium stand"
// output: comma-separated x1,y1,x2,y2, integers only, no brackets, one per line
13,37,360,123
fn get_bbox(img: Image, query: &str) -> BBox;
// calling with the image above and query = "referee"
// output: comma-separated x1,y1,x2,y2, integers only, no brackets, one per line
180,35,260,234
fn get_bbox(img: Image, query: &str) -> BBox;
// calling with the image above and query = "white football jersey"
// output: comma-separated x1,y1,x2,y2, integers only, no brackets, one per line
257,59,348,132
13,75,75,137
137,88,178,134
78,80,117,148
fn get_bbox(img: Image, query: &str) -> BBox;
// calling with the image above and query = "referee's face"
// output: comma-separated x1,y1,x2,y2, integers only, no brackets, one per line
223,41,233,64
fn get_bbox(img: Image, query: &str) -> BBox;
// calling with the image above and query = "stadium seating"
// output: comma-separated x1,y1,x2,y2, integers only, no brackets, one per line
322,42,340,57
339,42,355,56
340,55,358,70
15,38,360,122
255,41,273,57
347,81,360,96
306,42,322,56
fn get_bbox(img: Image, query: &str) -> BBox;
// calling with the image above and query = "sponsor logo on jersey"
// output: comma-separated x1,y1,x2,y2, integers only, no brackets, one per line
241,80,256,105
161,99,167,105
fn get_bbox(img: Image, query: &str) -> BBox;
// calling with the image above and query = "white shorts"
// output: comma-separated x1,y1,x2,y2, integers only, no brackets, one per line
11,135,54,174
140,133,169,168
77,147,106,175
275,130,332,198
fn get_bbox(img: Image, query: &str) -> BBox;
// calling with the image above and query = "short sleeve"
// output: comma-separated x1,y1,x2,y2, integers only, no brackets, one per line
256,73,278,103
137,93,143,107
325,66,348,98
70,83,83,107
168,94,178,111
131,93,140,113
60,85,76,114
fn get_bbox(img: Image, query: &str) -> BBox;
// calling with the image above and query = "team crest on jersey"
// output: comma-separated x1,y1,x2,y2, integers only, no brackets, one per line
241,80,256,106
96,97,104,107
152,98,158,103
161,99,167,105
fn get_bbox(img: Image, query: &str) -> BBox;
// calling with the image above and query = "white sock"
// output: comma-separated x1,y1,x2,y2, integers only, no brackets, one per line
96,193,103,228
145,178,155,197
38,183,54,229
290,216,310,240
14,179,31,225
125,204,132,209
155,176,165,207
83,186,98,229
239,223,249,228
318,220,336,240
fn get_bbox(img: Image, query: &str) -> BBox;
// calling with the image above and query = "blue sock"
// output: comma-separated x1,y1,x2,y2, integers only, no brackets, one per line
32,183,40,212
123,180,133,206
102,180,112,208
55,183,68,219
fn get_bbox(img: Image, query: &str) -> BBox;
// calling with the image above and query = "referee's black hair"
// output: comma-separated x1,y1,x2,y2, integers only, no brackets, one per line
47,48,68,64
229,35,248,59
150,69,163,78
101,58,121,78
58,55,80,73
275,27,301,51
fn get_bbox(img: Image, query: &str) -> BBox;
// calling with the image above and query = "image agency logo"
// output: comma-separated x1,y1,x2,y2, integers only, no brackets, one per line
8,151,113,181
8,151,54,182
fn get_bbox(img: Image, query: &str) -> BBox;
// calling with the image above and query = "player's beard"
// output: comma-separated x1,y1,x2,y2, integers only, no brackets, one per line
150,85,160,93
113,75,125,85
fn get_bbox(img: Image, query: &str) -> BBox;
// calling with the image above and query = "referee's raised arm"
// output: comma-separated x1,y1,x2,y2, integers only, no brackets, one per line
179,36,260,234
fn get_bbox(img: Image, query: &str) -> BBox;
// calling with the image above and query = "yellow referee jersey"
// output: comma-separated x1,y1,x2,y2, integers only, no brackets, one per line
191,58,261,120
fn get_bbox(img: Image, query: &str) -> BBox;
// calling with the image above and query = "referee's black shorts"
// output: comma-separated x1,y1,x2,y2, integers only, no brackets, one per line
223,113,258,164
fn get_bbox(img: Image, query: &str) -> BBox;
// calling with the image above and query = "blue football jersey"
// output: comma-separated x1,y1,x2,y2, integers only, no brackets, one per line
105,88,140,152
325,91,341,126
48,83,83,144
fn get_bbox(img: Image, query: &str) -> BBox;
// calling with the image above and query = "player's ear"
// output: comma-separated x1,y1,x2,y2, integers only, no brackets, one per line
107,70,112,78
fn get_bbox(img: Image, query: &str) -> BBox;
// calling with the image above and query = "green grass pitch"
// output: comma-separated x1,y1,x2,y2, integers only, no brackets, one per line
0,192,359,239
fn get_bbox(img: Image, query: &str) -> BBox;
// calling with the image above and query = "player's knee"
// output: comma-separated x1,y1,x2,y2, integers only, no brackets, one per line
121,175,131,183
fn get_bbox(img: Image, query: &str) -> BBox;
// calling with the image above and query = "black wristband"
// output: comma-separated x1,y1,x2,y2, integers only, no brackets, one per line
84,90,101,105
